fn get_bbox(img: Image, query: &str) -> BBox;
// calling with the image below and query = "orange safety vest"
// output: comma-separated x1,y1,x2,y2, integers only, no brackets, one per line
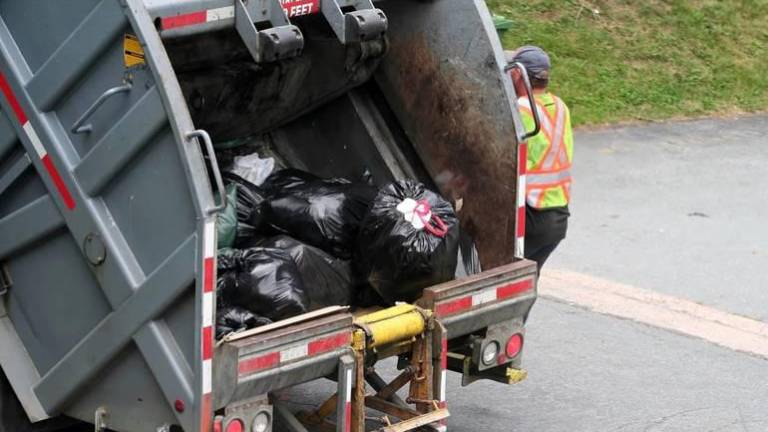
518,94,573,208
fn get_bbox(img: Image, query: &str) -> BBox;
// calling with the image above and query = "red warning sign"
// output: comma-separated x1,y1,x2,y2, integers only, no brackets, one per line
281,0,320,17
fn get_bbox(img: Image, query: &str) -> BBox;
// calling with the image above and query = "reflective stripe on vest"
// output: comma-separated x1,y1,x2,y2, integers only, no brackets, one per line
519,95,572,208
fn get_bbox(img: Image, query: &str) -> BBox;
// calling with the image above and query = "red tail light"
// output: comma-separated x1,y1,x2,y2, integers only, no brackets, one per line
225,419,244,432
506,333,524,358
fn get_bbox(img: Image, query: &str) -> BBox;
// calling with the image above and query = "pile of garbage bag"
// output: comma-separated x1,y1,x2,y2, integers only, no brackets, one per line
214,169,464,339
261,170,377,259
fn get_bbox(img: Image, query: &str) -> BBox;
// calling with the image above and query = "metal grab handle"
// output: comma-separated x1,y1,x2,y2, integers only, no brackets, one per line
187,129,227,215
70,82,133,134
505,62,541,141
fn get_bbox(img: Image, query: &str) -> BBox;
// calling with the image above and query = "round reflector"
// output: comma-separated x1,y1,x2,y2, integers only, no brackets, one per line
225,419,244,432
482,341,499,365
506,333,524,358
253,411,271,432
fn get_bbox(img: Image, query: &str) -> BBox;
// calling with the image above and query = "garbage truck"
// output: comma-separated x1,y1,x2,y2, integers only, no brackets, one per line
0,0,542,431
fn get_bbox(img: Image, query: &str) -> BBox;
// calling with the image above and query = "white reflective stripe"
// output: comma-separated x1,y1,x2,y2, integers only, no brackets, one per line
550,99,568,166
345,369,353,400
280,344,309,362
517,174,526,208
22,122,46,158
439,370,447,402
527,169,572,186
202,292,214,327
472,289,497,307
202,359,212,393
540,102,566,169
203,220,216,258
206,6,234,22
514,237,525,258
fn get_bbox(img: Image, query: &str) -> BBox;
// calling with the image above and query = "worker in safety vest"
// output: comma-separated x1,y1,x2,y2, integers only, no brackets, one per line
506,46,573,272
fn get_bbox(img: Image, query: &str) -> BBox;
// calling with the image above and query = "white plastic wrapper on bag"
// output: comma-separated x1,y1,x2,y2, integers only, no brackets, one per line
231,152,275,186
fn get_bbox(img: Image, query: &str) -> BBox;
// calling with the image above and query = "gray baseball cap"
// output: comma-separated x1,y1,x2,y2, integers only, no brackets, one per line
505,46,551,80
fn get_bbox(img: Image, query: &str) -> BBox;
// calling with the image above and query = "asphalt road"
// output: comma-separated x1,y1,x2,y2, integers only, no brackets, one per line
550,114,768,321
287,115,768,432
469,115,768,431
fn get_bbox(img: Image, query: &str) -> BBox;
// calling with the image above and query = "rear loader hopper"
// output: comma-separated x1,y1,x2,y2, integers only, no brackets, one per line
0,0,538,431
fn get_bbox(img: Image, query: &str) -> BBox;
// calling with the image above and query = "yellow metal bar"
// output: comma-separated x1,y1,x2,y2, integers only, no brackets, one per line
354,305,430,349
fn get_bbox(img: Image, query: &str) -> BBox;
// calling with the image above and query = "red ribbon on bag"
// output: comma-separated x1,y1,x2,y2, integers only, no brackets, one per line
414,200,448,238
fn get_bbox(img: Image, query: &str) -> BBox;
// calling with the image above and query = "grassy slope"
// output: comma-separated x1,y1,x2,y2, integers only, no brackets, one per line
486,0,768,126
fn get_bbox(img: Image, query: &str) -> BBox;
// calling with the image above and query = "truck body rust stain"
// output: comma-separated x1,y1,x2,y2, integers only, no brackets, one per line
379,35,519,269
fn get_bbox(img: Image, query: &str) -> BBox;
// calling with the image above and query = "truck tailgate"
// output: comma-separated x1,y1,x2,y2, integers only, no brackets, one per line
213,307,354,409
418,260,537,338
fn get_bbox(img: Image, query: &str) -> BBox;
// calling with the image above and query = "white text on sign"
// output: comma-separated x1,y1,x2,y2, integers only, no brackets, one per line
280,0,319,17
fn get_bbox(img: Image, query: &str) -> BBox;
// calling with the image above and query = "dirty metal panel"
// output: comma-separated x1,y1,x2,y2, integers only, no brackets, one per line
167,14,384,142
214,311,354,408
375,0,524,269
418,260,537,337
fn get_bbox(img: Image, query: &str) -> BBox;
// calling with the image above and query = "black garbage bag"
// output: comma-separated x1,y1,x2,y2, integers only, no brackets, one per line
217,247,309,321
253,235,354,308
355,180,460,303
217,247,241,272
261,168,321,191
262,170,377,258
215,306,272,339
223,173,267,245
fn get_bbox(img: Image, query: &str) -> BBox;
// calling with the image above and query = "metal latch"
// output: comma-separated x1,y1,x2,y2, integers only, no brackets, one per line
235,0,304,63
321,0,388,44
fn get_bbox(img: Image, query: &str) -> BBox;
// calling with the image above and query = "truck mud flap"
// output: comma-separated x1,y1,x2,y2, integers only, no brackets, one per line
213,306,354,409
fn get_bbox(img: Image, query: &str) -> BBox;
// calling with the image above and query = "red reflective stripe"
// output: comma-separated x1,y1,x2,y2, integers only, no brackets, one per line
441,337,448,370
518,142,527,175
344,401,352,432
202,326,213,360
42,154,76,210
200,393,212,432
238,352,280,375
516,205,526,238
435,297,472,316
203,257,215,293
161,10,207,29
0,73,27,124
0,74,77,210
497,279,533,299
308,332,350,355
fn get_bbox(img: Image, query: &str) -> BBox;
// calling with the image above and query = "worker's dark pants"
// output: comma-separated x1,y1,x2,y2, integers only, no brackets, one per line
524,205,569,274
524,240,561,273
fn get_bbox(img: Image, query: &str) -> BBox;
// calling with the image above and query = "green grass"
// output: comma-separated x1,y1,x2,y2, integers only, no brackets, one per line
487,0,768,126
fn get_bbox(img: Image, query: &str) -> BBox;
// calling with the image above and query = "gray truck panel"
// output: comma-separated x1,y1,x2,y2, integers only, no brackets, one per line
0,1,532,431
0,0,102,73
0,1,215,430
6,229,112,373
0,110,15,157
